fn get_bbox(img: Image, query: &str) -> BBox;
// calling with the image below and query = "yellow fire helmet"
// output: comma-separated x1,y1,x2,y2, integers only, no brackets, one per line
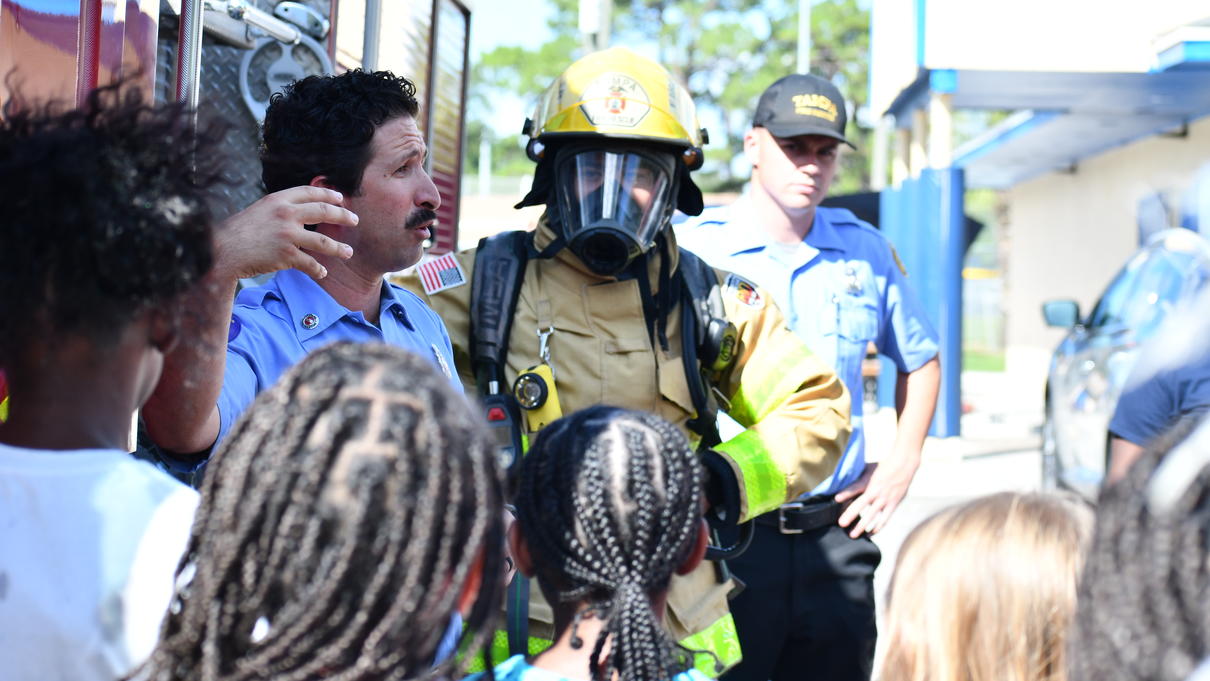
517,47,708,222
523,47,707,170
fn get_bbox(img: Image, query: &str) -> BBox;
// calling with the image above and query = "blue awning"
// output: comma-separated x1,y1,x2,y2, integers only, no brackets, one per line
934,70,1210,189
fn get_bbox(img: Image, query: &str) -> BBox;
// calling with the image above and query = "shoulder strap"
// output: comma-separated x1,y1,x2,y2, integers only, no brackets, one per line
679,248,727,321
677,248,726,448
470,230,537,658
469,230,532,393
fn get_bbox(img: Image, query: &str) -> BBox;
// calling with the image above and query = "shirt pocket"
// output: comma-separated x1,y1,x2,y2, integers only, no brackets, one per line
837,296,879,344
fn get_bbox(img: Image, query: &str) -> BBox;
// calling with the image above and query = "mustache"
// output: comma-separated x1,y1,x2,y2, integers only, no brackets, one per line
405,208,439,230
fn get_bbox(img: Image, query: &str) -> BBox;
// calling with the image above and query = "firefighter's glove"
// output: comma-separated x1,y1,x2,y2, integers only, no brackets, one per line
701,449,741,529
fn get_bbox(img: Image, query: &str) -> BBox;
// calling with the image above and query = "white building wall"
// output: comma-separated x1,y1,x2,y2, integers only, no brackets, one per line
869,0,919,116
869,0,1210,116
924,0,1207,73
1004,113,1210,395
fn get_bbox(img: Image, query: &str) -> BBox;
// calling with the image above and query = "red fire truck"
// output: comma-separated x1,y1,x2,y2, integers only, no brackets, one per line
0,0,469,253
0,0,472,415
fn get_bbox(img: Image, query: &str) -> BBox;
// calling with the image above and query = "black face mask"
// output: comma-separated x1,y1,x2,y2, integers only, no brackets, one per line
553,144,679,276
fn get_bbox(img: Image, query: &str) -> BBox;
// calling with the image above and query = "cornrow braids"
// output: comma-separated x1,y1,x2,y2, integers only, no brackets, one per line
514,406,703,681
1070,414,1210,681
142,342,504,681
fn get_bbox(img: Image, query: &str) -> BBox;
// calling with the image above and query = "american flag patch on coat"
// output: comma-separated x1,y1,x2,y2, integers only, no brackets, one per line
416,253,467,295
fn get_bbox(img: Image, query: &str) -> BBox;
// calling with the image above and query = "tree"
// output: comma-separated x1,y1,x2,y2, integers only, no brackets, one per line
465,0,872,194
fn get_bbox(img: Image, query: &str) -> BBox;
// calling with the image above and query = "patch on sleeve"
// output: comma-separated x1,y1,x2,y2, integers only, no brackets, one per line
890,246,909,277
416,253,467,295
724,273,764,308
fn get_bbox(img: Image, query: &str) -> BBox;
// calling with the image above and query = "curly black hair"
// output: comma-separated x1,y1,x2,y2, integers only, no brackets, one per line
260,69,420,195
514,406,704,681
0,84,224,363
143,342,506,681
1070,413,1210,681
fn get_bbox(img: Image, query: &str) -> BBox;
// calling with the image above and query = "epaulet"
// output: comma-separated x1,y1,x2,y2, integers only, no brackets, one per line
890,245,909,276
820,206,877,233
678,204,731,230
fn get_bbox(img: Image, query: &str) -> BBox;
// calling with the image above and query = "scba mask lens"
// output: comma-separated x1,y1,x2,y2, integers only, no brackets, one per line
555,146,676,275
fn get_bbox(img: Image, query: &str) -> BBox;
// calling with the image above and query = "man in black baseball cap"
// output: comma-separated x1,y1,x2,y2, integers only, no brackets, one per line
675,72,941,681
752,73,856,148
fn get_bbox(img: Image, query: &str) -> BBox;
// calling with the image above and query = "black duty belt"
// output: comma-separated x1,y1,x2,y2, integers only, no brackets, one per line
755,497,845,535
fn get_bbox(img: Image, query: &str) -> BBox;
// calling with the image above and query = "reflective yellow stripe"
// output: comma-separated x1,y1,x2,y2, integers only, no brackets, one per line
717,344,816,519
680,612,743,678
0,396,7,422
727,343,815,423
715,431,786,519
462,630,552,673
465,615,742,678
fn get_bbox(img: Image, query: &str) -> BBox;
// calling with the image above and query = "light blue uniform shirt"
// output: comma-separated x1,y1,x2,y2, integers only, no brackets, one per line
217,268,461,445
676,201,939,495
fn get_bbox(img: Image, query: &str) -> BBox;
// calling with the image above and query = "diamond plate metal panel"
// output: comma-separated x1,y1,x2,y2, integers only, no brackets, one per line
156,0,331,221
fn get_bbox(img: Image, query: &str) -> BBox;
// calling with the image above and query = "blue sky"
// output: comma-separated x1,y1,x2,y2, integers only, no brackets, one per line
469,0,554,59
466,0,557,137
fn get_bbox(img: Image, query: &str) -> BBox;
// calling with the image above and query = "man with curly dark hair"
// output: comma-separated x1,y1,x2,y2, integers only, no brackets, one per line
0,86,223,680
143,69,456,464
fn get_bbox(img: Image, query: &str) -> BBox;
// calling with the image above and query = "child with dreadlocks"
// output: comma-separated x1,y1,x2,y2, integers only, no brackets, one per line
142,342,506,681
475,406,712,681
0,86,222,679
1068,412,1210,681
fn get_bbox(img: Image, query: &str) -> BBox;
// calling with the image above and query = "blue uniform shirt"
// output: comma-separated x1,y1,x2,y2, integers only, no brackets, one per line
1109,351,1210,447
217,268,461,445
676,201,939,495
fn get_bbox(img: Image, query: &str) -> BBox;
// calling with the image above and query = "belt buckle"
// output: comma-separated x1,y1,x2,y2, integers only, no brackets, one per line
778,501,805,535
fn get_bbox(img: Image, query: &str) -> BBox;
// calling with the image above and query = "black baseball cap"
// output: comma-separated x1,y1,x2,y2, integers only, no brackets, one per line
753,74,855,148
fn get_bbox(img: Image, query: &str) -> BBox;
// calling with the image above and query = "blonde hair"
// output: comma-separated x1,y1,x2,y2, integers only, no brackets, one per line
878,492,1093,681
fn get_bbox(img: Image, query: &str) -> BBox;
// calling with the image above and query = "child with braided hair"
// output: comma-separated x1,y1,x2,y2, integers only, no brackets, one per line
474,406,712,681
141,342,506,681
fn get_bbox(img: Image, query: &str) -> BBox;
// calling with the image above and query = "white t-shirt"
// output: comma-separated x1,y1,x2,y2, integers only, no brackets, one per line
0,444,198,681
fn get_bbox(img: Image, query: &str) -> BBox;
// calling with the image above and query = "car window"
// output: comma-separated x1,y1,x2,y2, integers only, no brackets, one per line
1117,252,1187,337
1088,245,1207,335
1087,255,1145,329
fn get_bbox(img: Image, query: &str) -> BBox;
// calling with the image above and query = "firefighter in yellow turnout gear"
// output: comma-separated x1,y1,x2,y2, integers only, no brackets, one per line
395,48,850,676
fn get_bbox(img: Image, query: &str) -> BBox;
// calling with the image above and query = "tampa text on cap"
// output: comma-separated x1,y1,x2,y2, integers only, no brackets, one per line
752,73,855,149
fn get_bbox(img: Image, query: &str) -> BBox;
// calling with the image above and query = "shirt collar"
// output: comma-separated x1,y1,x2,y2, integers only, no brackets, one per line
378,280,415,330
273,269,412,342
804,207,847,252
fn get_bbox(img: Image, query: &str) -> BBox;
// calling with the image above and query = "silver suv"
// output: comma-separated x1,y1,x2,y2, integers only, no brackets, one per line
1041,228,1210,501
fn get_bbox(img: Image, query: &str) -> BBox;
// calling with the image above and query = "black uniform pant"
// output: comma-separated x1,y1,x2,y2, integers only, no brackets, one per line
719,503,881,681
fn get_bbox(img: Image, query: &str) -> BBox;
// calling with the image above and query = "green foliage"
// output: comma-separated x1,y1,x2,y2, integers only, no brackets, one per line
962,348,1006,372
465,0,872,195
